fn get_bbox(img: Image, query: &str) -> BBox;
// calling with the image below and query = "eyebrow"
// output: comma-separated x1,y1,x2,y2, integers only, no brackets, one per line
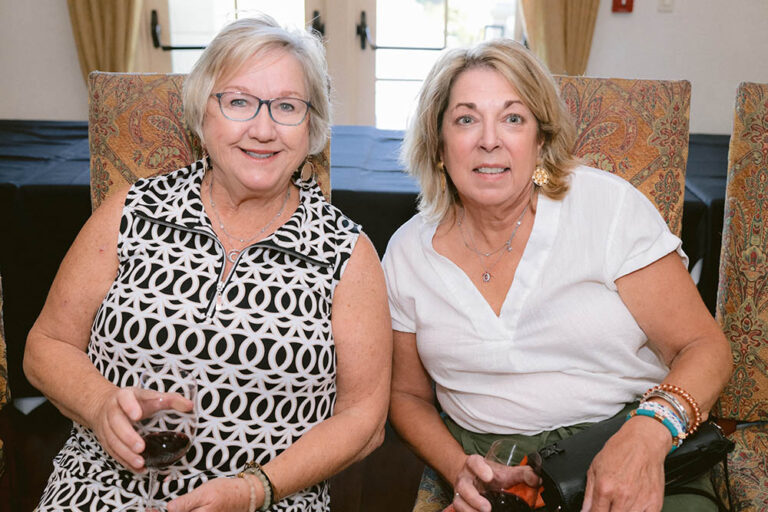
222,86,306,98
453,99,524,110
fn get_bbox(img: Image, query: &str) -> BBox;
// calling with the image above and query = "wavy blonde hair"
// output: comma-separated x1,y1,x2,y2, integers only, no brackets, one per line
403,39,578,221
183,15,330,155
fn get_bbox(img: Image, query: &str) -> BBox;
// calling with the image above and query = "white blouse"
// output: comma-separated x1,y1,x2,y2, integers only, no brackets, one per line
382,165,687,435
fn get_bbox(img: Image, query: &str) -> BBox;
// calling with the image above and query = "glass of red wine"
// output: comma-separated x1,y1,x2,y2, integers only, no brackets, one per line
482,440,533,512
138,365,197,512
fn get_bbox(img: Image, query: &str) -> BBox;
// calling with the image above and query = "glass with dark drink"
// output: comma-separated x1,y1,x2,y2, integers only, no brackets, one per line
138,365,197,511
482,489,533,512
482,439,536,512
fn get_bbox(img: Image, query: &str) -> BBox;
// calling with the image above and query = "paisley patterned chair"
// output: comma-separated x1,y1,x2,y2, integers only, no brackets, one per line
412,76,692,512
0,275,9,480
710,82,768,511
87,72,331,210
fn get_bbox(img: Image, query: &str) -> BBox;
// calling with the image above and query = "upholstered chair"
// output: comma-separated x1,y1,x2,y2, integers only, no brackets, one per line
0,275,9,479
710,82,768,511
87,72,331,210
412,77,692,512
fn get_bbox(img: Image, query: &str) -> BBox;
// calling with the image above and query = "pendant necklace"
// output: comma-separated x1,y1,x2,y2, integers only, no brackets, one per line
209,172,291,263
458,202,529,283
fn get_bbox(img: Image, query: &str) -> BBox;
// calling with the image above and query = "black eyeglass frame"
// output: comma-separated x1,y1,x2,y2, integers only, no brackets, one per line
213,92,313,126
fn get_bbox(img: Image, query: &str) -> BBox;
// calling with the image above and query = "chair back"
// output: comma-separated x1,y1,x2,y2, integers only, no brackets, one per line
714,82,768,422
0,275,9,478
554,76,691,236
88,72,331,210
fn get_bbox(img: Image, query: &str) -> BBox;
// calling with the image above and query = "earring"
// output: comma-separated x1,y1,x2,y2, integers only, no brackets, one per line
438,161,446,192
532,165,549,187
202,151,209,172
300,159,315,181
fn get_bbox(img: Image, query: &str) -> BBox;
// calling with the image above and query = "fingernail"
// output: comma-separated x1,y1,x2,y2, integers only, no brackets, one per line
133,442,143,452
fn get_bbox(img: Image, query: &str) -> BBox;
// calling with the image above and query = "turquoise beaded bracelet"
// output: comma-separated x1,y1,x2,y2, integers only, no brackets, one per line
626,408,683,452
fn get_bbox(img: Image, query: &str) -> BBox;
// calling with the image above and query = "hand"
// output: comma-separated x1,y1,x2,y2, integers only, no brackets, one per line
581,416,671,512
452,454,541,512
88,386,194,472
167,477,254,512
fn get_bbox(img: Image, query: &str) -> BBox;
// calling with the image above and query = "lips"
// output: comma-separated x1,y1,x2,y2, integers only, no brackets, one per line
474,167,509,174
242,148,278,159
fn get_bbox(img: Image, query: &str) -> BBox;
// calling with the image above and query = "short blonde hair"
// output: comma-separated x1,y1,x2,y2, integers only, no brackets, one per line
403,39,578,221
183,15,330,155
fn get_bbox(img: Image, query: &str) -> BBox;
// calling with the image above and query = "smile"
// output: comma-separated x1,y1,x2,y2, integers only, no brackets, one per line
474,167,509,174
243,149,277,159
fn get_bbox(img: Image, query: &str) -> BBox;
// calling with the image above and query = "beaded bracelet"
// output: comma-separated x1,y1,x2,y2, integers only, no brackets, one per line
239,462,275,511
626,408,683,452
237,473,257,512
643,384,702,435
642,388,690,430
638,401,686,441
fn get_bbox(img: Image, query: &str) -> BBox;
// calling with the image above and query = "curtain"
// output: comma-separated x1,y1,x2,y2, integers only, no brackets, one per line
520,0,599,76
67,0,145,82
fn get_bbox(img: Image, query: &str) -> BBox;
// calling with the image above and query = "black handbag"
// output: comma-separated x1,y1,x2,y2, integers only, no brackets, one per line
526,414,735,512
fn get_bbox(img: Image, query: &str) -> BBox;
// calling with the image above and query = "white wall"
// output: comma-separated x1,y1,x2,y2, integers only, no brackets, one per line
1,0,767,131
587,0,768,134
0,0,88,121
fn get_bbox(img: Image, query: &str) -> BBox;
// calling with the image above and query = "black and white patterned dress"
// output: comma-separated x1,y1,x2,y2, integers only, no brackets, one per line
37,160,360,511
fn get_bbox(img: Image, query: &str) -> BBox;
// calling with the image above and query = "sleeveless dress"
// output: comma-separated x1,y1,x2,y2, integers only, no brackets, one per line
37,159,360,511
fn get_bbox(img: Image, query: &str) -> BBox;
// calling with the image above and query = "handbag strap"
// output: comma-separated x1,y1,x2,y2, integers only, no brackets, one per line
665,454,732,512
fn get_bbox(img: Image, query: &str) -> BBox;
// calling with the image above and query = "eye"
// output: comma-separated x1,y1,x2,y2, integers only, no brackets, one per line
505,113,523,124
456,115,474,126
229,98,250,108
275,99,298,112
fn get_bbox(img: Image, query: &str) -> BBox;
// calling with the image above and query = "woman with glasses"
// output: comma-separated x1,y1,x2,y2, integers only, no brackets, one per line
26,15,391,512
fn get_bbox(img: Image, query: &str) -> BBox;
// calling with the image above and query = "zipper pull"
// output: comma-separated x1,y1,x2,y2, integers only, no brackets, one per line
215,281,224,311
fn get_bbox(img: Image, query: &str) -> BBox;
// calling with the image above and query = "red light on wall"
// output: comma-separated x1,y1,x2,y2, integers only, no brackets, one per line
612,0,633,12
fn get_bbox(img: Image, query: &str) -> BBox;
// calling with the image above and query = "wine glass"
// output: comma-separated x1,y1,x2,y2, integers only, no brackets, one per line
137,365,197,512
482,440,534,512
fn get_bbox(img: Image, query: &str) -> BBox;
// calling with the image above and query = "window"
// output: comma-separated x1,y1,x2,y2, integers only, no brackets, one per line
375,0,520,129
167,0,304,73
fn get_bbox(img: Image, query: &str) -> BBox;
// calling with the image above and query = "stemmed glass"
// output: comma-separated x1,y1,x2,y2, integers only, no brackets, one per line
137,365,197,512
482,440,534,512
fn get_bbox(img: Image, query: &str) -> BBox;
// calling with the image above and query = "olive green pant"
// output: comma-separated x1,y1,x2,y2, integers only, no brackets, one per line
444,405,717,511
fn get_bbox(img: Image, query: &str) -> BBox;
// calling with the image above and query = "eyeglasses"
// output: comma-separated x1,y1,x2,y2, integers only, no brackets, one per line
213,92,312,126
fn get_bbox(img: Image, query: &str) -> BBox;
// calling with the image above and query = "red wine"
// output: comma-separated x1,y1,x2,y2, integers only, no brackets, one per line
482,490,533,512
141,431,191,468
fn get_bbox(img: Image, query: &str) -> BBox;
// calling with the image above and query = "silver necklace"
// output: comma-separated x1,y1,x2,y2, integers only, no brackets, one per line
208,172,291,263
458,204,529,283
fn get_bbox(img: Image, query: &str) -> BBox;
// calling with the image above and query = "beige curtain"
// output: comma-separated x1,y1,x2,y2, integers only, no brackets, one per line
520,0,599,76
67,0,145,82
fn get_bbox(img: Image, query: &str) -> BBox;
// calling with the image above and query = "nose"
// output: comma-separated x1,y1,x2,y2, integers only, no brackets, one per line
479,119,500,152
246,106,277,141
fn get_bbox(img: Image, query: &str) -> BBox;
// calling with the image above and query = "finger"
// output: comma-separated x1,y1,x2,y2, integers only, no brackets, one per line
453,490,488,512
109,402,145,453
455,479,490,512
101,423,145,472
136,389,194,416
496,465,542,489
581,472,594,512
465,454,494,483
163,392,195,413
116,388,144,422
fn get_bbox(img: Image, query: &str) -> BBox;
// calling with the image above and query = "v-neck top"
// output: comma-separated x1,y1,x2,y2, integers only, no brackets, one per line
382,165,686,435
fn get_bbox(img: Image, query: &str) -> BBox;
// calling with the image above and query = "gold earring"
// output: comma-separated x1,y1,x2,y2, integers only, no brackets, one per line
532,165,549,187
438,161,446,192
301,159,315,181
